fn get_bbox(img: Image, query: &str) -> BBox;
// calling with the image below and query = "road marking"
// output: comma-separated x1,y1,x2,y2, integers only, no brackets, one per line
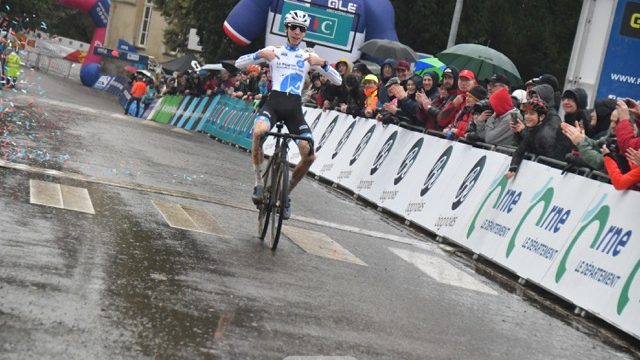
30,179,63,208
283,225,367,266
152,200,226,236
293,215,436,252
29,179,95,214
3,160,424,249
60,183,96,214
389,247,498,295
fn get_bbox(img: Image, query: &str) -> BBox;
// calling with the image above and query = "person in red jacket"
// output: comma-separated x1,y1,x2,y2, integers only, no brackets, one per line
437,69,476,129
603,145,640,190
443,85,487,139
125,76,148,116
614,99,640,154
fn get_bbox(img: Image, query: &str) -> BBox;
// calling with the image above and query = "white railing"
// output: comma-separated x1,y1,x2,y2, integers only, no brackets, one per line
20,49,81,81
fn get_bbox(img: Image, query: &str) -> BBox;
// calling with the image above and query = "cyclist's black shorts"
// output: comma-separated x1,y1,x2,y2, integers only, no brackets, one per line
255,91,312,137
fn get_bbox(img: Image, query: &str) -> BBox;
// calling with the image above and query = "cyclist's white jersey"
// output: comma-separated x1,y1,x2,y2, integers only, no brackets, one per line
235,43,342,96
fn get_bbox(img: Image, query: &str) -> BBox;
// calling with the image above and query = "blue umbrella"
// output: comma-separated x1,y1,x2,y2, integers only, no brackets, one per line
414,56,446,79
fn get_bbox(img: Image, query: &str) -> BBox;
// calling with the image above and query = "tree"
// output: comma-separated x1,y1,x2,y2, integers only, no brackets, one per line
1,0,94,42
391,0,582,85
154,0,262,62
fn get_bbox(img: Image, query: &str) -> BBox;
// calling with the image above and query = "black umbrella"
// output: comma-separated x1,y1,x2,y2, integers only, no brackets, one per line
221,60,240,75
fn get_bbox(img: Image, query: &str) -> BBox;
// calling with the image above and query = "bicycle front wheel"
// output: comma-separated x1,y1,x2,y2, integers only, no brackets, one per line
257,159,274,240
269,160,288,250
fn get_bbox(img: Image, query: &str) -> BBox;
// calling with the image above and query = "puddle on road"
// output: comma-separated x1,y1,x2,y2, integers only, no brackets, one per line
0,169,238,358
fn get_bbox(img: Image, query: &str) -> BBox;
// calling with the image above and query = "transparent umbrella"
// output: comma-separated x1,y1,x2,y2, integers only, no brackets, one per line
359,39,419,62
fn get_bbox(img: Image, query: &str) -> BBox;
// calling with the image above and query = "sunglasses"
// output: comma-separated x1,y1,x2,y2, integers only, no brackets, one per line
287,25,307,33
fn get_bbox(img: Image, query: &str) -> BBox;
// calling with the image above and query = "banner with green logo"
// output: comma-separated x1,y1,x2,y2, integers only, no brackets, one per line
280,1,356,50
152,95,184,124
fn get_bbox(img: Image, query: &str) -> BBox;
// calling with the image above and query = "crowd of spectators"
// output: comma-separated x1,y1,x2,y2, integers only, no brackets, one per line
129,55,639,190
295,57,640,190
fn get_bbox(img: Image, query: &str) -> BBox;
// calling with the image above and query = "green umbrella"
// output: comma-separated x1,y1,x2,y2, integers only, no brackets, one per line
436,43,522,86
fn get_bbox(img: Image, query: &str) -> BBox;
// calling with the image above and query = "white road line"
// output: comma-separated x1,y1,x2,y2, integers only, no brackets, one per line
389,247,498,296
293,215,436,251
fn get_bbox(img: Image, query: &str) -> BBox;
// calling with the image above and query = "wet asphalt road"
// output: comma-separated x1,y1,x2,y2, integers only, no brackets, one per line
0,73,636,359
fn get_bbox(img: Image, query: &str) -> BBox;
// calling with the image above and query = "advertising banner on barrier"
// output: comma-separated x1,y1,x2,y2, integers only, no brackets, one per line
310,113,359,178
333,122,391,191
197,96,222,132
406,142,509,237
465,163,601,281
356,128,423,203
313,117,377,184
379,134,450,218
539,187,640,339
307,112,349,171
152,95,183,124
170,96,199,127
175,97,213,130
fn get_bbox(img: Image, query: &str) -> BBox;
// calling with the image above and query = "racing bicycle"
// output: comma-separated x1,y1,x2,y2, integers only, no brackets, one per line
257,122,313,250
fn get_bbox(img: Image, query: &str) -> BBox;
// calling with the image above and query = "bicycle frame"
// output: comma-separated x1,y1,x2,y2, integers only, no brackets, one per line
258,122,314,249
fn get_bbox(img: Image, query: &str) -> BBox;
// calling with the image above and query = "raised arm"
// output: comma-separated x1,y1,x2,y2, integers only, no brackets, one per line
306,52,342,86
235,46,274,69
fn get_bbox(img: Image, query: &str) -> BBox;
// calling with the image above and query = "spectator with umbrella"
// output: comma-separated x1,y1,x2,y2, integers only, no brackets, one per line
377,58,397,106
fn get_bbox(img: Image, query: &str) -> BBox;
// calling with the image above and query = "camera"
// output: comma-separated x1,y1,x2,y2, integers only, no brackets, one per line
472,99,493,114
425,105,440,117
624,98,637,108
605,137,619,154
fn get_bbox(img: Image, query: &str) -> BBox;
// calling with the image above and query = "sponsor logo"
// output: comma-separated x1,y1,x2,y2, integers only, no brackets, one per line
632,13,640,29
349,125,376,166
394,138,423,185
420,145,453,196
297,60,306,69
315,115,339,152
451,156,486,210
621,2,640,38
332,121,356,159
310,112,322,130
280,1,356,49
370,131,398,175
549,194,635,315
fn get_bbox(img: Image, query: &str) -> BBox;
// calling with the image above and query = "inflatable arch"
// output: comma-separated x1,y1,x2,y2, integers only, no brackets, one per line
58,0,110,87
224,0,398,63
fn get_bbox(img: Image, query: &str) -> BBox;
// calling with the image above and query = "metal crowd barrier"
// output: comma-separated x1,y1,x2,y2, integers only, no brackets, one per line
21,49,80,80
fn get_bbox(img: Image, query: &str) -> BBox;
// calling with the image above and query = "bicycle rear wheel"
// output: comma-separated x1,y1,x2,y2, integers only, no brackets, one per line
257,158,275,240
268,160,288,250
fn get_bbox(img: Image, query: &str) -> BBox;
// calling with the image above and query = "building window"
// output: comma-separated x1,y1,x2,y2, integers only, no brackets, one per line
138,0,153,47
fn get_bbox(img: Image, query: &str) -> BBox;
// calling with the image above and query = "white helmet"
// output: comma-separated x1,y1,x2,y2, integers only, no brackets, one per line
284,10,310,29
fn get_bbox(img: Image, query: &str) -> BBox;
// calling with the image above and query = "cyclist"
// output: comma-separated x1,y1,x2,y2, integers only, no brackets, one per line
235,10,342,219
